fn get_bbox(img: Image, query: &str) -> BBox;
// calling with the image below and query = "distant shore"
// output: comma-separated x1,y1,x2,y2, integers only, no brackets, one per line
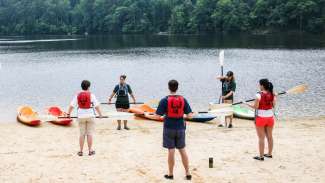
1,117,324,182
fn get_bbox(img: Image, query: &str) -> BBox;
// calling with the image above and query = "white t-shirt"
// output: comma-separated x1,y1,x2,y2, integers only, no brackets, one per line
70,92,99,118
256,93,274,117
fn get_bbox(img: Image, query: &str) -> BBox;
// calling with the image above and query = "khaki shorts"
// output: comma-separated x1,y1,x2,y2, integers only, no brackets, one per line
78,118,95,136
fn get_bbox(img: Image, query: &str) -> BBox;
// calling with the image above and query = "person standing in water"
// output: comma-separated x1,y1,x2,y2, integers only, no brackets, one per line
245,79,276,161
67,80,103,156
217,71,236,128
152,80,193,180
108,75,136,130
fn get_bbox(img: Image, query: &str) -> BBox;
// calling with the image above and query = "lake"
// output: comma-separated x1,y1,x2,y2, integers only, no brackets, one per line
0,34,324,122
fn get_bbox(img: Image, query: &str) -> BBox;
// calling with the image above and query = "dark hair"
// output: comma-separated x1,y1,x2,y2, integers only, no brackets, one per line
226,71,235,81
120,75,127,80
168,80,179,92
81,80,91,90
259,79,273,95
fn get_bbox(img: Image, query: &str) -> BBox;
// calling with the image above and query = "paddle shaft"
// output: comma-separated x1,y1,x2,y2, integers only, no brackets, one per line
101,102,144,105
232,91,286,105
58,116,109,119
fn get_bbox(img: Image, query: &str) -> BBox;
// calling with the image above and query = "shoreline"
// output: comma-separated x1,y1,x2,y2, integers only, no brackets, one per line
1,117,325,182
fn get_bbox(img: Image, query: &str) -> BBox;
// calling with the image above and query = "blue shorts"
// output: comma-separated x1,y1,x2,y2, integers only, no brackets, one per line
163,128,186,149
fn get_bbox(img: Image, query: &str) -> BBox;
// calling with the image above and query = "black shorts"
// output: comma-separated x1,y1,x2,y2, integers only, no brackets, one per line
163,128,186,149
115,102,130,109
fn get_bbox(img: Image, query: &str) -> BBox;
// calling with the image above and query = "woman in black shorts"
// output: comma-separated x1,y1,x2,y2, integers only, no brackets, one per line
108,75,136,130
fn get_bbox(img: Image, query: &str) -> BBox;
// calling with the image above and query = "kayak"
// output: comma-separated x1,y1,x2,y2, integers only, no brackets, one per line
17,106,41,126
186,113,217,123
233,105,255,120
130,104,216,123
129,104,163,122
47,106,72,126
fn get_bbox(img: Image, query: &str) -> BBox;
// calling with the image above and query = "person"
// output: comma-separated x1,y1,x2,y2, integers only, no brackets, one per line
217,71,236,128
245,79,276,161
67,80,103,156
108,75,136,130
152,79,193,180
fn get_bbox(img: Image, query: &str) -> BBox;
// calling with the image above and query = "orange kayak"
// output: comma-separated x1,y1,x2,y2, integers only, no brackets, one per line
17,106,41,126
47,106,72,126
129,104,163,122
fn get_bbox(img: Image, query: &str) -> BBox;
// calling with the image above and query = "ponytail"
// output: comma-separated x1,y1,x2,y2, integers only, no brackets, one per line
260,79,274,97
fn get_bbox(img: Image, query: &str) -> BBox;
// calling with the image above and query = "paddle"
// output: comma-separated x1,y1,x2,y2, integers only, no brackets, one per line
101,102,144,105
207,84,308,113
41,112,134,121
59,116,109,119
232,84,308,105
218,50,224,104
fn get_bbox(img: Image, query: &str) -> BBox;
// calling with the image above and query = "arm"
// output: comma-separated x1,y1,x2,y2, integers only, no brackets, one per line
95,106,103,117
108,92,115,103
217,76,227,80
185,112,194,119
67,105,74,116
130,93,136,103
222,91,234,99
245,98,259,109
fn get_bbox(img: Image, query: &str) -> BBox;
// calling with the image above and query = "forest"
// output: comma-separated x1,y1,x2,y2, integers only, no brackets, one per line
0,0,324,35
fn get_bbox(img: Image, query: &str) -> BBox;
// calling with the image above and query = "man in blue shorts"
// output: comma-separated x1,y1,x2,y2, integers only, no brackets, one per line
154,79,193,180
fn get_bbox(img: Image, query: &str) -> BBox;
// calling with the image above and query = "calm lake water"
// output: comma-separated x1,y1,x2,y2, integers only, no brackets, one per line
0,34,325,122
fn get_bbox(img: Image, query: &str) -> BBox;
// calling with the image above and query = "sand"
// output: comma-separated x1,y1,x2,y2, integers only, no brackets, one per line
0,116,325,183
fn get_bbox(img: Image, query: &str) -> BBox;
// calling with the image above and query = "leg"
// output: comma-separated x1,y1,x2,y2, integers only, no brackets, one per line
123,120,129,130
117,120,121,130
255,126,266,158
224,100,233,128
167,149,175,176
179,148,190,176
265,126,274,156
78,119,86,154
87,135,93,151
79,135,86,152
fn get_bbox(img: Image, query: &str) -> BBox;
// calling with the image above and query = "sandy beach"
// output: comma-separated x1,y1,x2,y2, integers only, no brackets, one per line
1,117,325,183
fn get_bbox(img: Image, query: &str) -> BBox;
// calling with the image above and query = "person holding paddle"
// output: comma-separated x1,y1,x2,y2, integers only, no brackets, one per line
67,80,103,156
151,79,193,180
108,75,136,130
217,71,236,128
244,79,276,161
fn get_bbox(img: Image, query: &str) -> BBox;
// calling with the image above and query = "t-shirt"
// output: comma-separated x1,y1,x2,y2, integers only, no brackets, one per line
70,92,99,118
156,96,192,130
222,80,236,100
113,84,133,103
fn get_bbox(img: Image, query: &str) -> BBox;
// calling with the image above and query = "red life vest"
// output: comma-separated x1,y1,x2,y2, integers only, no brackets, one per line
77,91,91,109
167,95,185,118
258,92,274,110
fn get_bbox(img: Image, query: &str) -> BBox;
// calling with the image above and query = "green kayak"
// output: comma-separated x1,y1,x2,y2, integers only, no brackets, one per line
233,105,255,120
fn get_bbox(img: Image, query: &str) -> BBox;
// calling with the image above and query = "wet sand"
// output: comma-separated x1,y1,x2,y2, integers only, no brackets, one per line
0,117,325,183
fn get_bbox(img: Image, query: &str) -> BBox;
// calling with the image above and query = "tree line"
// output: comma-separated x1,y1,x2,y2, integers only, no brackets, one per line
0,0,324,35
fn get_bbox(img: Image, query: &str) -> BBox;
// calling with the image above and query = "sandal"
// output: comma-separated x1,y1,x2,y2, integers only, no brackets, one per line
77,151,83,156
89,150,96,156
164,175,173,180
186,175,192,180
253,156,264,161
264,154,273,158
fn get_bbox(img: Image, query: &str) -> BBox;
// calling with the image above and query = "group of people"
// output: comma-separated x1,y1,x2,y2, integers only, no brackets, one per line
66,72,276,180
